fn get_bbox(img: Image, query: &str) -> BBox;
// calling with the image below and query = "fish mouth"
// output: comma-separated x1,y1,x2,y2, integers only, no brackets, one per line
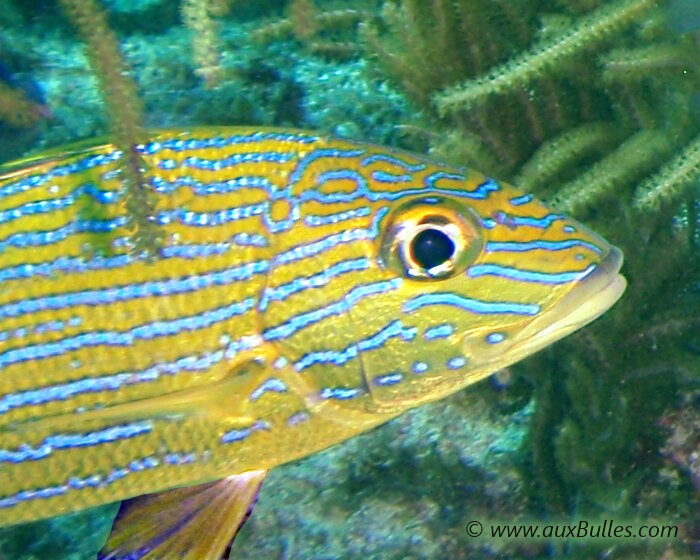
506,246,627,361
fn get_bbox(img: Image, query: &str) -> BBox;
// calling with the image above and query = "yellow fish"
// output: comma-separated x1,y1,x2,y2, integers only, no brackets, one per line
0,127,625,558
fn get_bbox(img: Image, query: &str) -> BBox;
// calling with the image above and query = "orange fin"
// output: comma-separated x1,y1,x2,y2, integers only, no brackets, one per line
98,470,267,560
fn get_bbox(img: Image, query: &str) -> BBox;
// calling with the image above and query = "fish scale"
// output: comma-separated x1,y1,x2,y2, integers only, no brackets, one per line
0,127,623,546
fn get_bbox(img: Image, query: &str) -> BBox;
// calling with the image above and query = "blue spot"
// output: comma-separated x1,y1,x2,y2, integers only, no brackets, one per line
249,378,288,401
274,357,288,369
509,194,532,206
374,372,403,386
221,421,269,444
413,362,429,374
287,411,310,426
486,333,506,344
424,324,454,340
447,356,467,369
221,427,250,443
320,387,362,400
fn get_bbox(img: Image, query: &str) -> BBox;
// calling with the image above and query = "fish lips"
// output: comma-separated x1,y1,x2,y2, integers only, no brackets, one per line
461,246,626,370
514,246,626,352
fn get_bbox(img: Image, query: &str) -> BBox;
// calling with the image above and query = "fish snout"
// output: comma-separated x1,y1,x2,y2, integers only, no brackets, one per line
460,246,626,369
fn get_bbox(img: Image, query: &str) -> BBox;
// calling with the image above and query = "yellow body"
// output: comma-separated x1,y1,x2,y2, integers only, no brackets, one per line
0,127,624,527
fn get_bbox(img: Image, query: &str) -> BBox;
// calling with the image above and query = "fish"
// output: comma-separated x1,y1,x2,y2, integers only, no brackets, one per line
0,127,626,558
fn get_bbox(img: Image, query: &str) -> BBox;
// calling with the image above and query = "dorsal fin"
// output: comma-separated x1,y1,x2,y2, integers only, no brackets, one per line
99,470,267,560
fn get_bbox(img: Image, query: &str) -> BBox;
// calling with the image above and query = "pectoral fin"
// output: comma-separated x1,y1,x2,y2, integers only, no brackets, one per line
98,470,267,560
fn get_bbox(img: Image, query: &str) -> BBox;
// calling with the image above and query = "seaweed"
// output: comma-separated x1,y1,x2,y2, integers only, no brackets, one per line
58,0,164,258
251,0,370,59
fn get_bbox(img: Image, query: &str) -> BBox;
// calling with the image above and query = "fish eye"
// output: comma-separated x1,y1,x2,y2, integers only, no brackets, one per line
411,228,455,270
379,196,483,280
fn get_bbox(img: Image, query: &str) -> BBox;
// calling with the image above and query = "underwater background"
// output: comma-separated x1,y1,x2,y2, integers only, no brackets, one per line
0,0,699,558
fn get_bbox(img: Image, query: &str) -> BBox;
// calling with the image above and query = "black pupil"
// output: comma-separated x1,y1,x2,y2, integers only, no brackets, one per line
410,228,455,270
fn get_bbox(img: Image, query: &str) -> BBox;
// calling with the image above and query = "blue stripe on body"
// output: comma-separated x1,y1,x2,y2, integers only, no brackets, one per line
0,151,121,203
0,298,255,369
0,232,268,282
0,351,221,414
467,263,596,284
0,217,129,254
0,331,266,415
0,260,268,319
262,201,300,233
0,185,122,226
302,169,494,205
304,206,371,226
273,207,388,266
288,149,365,189
485,239,603,254
0,317,81,343
150,174,276,197
157,151,295,171
160,241,232,259
0,449,190,509
264,279,402,343
403,293,541,315
156,202,267,227
371,171,412,183
0,421,152,464
294,319,416,371
137,131,319,155
258,258,370,311
493,211,565,228
233,232,269,247
360,154,426,171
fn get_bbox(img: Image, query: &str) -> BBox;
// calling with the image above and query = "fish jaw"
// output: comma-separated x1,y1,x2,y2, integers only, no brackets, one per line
461,246,626,371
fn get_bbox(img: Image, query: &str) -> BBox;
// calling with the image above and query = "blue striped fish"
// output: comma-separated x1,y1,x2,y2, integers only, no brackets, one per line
0,127,625,558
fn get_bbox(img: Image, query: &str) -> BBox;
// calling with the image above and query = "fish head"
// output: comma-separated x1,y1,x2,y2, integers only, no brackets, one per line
356,175,626,412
